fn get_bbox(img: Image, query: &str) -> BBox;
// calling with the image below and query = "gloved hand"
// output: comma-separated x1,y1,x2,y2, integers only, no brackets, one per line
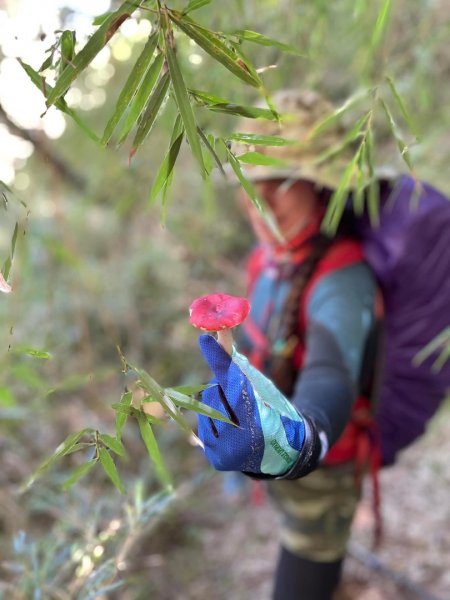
197,334,306,477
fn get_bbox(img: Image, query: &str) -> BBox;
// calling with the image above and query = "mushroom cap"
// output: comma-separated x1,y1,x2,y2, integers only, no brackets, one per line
189,293,251,331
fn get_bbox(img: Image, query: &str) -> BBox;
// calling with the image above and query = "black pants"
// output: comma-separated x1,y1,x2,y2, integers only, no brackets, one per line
273,545,343,600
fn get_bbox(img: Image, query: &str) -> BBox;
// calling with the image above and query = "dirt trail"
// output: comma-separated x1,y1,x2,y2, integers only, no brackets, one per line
136,406,450,600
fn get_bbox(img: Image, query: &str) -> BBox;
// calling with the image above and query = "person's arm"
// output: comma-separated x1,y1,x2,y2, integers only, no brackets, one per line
290,262,377,467
195,262,376,480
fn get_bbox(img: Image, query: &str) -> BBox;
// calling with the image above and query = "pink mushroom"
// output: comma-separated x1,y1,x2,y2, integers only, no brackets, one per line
189,293,251,355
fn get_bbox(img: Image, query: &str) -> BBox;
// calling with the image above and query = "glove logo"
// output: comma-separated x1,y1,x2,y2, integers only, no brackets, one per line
270,439,292,465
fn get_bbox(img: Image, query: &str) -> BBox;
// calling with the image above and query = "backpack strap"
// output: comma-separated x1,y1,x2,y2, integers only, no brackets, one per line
300,239,365,332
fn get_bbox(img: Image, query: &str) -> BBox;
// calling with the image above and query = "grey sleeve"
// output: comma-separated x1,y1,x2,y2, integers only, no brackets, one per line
292,262,377,449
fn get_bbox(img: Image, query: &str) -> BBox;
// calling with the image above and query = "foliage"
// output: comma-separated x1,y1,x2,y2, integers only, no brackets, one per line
1,0,450,596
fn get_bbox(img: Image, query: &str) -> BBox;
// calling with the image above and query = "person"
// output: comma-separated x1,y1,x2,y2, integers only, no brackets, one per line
196,90,382,600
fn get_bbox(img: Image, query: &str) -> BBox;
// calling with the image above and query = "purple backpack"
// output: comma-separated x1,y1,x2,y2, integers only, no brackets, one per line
357,175,450,465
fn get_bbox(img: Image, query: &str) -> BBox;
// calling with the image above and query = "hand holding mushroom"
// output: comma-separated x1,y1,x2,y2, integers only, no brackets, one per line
190,294,316,478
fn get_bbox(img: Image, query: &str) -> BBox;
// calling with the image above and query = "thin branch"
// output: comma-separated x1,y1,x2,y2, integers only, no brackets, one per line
0,103,87,192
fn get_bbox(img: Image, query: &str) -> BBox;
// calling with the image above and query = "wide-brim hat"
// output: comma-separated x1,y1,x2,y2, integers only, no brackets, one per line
226,89,359,190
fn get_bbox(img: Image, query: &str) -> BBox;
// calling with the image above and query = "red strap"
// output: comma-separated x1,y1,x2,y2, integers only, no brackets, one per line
300,239,365,330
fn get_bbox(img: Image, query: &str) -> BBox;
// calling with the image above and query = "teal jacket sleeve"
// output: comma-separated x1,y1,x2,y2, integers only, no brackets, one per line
291,261,377,450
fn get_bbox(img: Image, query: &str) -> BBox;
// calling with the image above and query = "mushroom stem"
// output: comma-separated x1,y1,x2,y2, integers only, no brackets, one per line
217,329,233,355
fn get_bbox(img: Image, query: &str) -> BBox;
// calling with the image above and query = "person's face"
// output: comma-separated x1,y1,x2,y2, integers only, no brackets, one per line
239,179,319,245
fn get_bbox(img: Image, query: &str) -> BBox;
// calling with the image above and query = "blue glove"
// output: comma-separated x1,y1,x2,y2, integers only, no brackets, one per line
197,334,306,477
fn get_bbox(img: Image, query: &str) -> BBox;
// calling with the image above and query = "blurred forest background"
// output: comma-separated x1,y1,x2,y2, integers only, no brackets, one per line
1,0,450,598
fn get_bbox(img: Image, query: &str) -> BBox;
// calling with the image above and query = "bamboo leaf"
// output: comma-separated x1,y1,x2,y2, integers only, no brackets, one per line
65,442,95,455
432,344,450,372
99,433,125,457
183,0,212,14
22,428,94,490
19,60,99,142
129,69,169,155
102,31,159,145
149,115,184,204
14,346,52,359
314,113,370,164
223,143,282,242
309,89,370,139
118,53,166,146
169,10,262,88
371,0,392,51
379,98,414,172
46,0,139,107
166,388,234,423
322,150,360,234
386,76,420,141
61,460,96,491
197,129,225,175
2,221,18,280
59,30,76,76
227,133,294,147
115,391,132,440
353,150,366,216
136,412,173,489
129,363,165,401
237,151,288,167
99,448,125,493
159,393,193,434
171,384,213,394
189,89,278,120
232,29,306,56
414,327,450,366
164,36,205,176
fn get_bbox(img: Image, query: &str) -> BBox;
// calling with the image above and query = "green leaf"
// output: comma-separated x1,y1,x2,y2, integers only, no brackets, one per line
379,97,414,172
414,327,450,366
59,30,76,76
164,36,205,176
129,69,170,155
231,29,305,56
61,460,96,491
118,53,166,146
22,428,94,490
309,89,370,139
237,151,288,167
314,113,370,164
46,0,139,107
171,383,214,394
158,392,194,434
322,150,361,234
64,442,95,455
386,76,420,141
183,0,212,14
353,151,366,216
227,133,294,147
99,448,125,493
223,143,282,242
149,116,184,204
197,129,225,176
136,412,173,489
371,0,392,51
2,221,18,280
129,363,165,401
115,391,132,440
0,386,15,407
190,89,278,120
19,60,99,142
99,433,125,457
166,387,234,423
102,31,159,145
169,10,261,88
14,346,52,359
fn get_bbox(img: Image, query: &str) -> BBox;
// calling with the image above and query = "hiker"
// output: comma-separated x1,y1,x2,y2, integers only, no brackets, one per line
194,90,450,599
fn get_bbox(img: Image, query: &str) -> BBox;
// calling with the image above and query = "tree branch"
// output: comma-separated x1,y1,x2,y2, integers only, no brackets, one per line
0,103,87,192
